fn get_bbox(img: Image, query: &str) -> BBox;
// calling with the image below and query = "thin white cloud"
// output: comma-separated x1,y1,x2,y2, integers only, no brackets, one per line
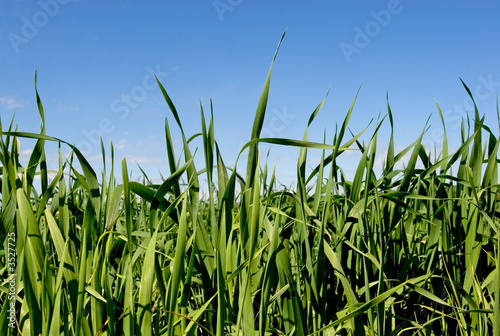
87,154,104,162
19,149,33,162
124,154,165,165
0,96,24,109
115,139,126,150
20,149,32,155
56,101,81,112
114,138,151,150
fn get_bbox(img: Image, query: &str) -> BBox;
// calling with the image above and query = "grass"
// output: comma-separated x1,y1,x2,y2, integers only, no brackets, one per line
1,33,500,335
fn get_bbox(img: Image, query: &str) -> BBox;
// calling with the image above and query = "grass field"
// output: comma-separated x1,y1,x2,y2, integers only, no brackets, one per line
1,36,500,335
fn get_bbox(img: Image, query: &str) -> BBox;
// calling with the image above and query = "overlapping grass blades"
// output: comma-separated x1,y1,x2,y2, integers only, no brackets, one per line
1,34,499,335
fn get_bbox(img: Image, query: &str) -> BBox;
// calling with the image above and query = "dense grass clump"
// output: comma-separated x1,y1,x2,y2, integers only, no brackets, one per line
1,36,500,335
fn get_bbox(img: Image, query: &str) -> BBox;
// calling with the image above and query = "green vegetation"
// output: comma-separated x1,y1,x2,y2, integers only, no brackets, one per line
1,34,500,335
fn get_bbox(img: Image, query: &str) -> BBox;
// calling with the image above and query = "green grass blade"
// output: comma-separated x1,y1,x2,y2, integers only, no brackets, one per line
246,29,286,187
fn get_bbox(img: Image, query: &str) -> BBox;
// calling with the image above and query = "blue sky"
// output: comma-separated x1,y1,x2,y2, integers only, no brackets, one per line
1,0,500,186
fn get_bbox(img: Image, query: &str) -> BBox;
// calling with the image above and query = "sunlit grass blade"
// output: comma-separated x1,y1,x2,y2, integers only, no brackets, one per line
246,29,286,187
138,225,160,336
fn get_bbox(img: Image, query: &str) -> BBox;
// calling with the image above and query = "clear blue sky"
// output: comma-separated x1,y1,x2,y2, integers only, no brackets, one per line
1,0,500,185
